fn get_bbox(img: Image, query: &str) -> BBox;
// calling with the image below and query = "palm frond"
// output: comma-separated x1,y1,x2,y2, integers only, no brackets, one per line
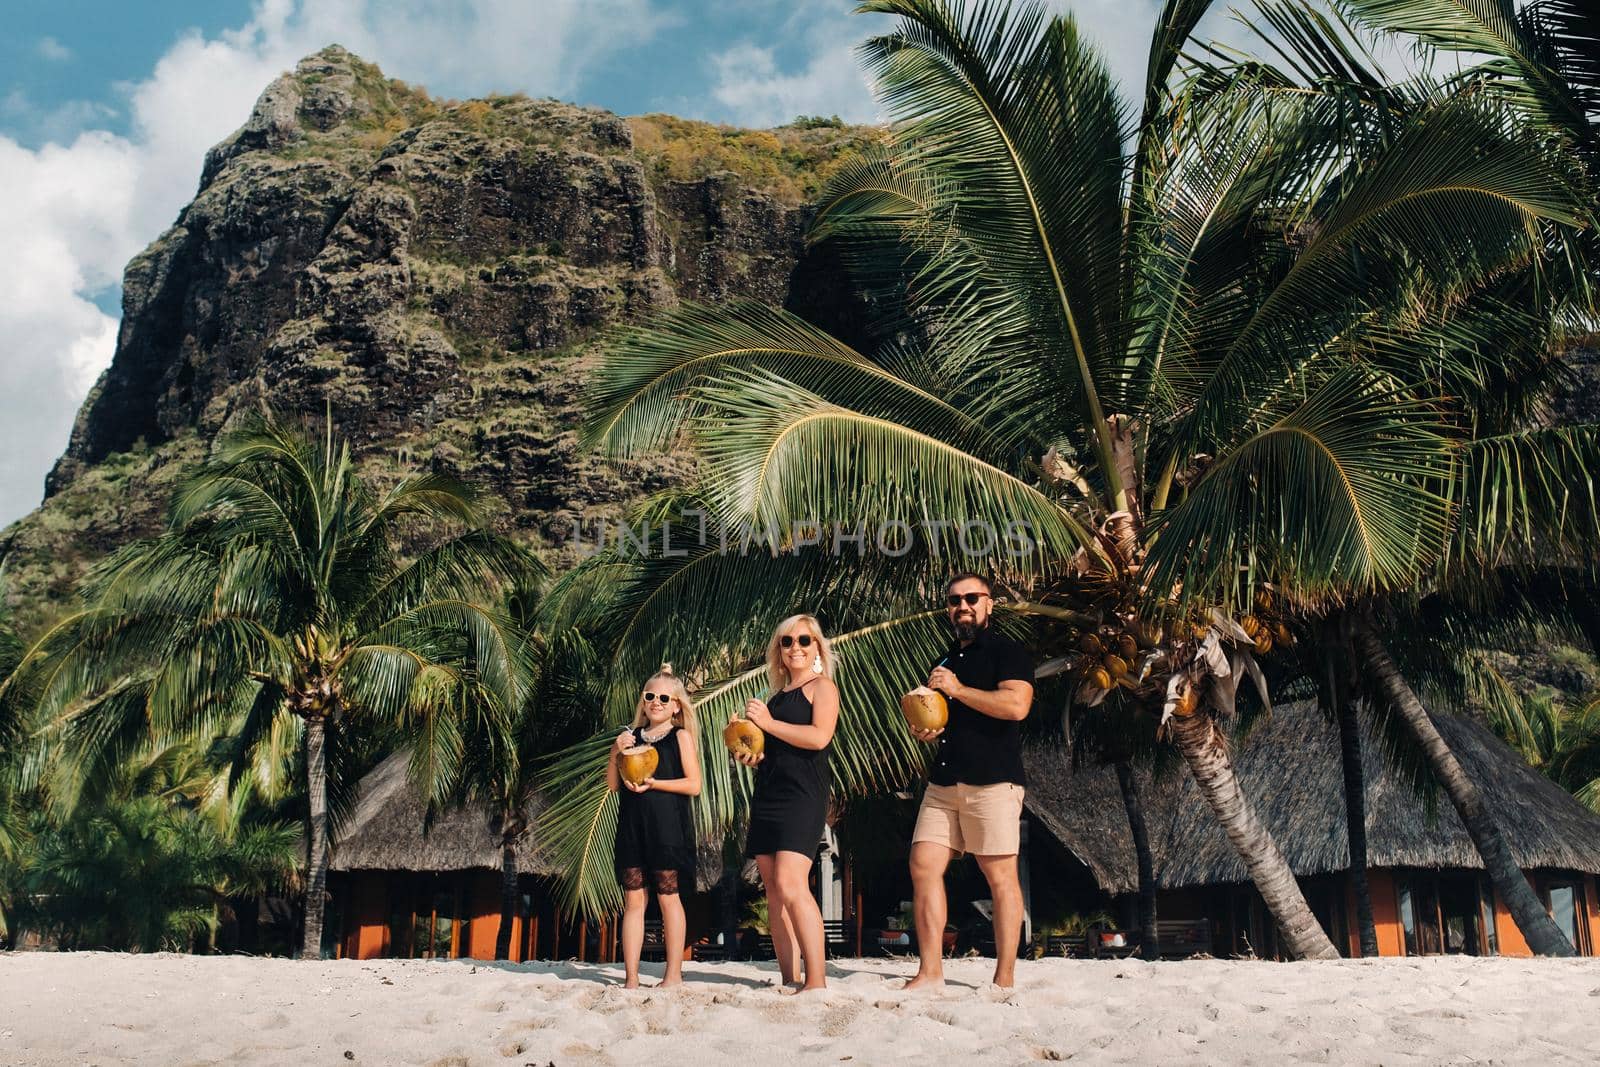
1146,371,1454,603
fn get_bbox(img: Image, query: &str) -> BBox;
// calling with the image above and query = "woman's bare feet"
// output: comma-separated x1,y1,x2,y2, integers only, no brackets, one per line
901,972,944,991
623,978,641,989
657,977,683,989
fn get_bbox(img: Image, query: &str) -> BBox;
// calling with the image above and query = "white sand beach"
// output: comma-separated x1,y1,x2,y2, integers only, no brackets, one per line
3,953,1599,1066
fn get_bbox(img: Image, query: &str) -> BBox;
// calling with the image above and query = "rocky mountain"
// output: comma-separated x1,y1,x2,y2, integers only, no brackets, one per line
0,46,882,635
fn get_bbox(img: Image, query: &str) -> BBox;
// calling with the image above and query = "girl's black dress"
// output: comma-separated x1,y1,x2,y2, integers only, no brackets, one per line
745,684,832,858
614,725,696,891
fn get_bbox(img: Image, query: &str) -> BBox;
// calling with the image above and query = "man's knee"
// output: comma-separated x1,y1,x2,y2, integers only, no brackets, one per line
976,854,1020,891
909,843,952,881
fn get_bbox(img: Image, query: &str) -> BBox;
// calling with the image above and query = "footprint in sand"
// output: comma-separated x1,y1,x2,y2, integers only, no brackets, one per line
819,1004,860,1037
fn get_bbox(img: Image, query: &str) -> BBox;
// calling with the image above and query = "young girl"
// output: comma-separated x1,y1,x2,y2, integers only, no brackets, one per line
732,614,840,992
607,663,701,988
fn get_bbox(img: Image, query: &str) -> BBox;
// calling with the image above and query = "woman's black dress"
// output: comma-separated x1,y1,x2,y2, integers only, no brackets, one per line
745,684,832,858
614,725,696,891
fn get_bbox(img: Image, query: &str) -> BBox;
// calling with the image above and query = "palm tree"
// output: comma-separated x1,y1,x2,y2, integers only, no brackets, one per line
456,604,603,960
541,0,1592,958
1316,618,1379,957
1206,0,1600,958
3,414,539,958
0,604,28,945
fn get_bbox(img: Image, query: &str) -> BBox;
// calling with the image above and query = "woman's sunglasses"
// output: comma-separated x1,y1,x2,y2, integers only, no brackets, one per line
780,633,814,648
946,592,986,607
641,692,674,704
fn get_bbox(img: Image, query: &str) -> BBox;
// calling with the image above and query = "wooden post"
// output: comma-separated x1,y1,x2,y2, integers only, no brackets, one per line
579,919,588,962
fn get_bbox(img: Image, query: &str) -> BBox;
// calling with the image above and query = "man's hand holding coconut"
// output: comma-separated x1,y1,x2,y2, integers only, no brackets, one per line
902,573,1034,991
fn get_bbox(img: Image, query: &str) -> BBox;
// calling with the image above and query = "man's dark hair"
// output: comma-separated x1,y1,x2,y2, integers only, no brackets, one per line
946,572,992,594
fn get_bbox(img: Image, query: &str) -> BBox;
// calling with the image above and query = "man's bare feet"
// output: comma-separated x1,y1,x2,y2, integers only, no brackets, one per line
901,973,944,991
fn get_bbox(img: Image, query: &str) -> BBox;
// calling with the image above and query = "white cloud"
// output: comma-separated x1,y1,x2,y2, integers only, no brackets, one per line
0,0,673,528
705,1,1246,128
37,37,72,62
0,131,140,525
707,3,881,128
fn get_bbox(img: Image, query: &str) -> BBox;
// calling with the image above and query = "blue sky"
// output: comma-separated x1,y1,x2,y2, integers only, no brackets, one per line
0,0,1176,528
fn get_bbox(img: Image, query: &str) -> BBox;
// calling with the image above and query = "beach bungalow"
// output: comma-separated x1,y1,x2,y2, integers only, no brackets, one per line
324,753,732,962
1023,701,1600,958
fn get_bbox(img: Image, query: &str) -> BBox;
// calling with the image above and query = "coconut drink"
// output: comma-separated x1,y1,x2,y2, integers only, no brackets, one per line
900,686,949,732
620,744,659,786
723,717,765,759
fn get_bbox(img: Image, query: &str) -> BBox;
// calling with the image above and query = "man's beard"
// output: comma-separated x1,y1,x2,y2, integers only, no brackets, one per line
952,616,983,642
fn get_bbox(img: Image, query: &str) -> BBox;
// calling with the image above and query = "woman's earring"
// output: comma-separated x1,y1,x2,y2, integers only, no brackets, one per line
811,653,824,675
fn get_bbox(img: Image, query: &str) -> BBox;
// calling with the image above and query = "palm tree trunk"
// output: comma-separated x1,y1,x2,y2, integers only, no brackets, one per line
1113,759,1159,958
1352,621,1576,957
1327,640,1378,958
1167,711,1340,960
1334,692,1378,957
495,838,519,961
299,712,330,960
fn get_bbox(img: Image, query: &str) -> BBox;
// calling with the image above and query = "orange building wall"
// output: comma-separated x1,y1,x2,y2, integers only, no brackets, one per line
1492,876,1536,958
464,871,523,962
343,872,391,961
1365,870,1405,957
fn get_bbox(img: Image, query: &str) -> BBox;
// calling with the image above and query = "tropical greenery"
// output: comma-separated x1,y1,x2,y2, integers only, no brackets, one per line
533,0,1599,960
11,740,298,952
1,414,541,958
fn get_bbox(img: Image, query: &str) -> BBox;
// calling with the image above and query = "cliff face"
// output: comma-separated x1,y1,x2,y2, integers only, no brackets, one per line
1,47,881,633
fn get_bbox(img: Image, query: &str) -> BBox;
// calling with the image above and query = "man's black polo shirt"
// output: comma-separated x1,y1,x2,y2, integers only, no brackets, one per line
928,626,1034,787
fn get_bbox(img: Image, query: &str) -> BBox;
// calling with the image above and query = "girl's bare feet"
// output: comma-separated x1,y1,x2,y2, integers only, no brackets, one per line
901,972,944,991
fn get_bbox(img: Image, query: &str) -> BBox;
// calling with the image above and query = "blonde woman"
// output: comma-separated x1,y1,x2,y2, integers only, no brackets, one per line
733,614,840,992
607,664,702,988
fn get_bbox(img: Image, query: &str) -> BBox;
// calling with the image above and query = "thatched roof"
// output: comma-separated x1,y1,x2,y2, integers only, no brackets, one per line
1021,745,1179,894
329,752,558,876
1024,701,1600,893
330,752,725,890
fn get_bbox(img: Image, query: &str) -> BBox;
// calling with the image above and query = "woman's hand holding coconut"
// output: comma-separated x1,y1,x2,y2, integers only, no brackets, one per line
724,699,769,767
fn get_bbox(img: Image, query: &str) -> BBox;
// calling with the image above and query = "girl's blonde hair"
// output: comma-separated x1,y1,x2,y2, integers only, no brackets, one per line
764,613,836,695
630,662,698,741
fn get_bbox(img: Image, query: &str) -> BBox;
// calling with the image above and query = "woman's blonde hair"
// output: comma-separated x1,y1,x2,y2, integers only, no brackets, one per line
629,662,697,741
764,614,836,695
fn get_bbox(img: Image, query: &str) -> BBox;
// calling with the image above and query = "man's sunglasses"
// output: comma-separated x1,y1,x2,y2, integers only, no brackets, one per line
641,692,674,704
946,592,987,607
780,633,814,648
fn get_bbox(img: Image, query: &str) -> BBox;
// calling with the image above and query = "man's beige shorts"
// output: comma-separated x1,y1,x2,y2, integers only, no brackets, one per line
911,782,1025,856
